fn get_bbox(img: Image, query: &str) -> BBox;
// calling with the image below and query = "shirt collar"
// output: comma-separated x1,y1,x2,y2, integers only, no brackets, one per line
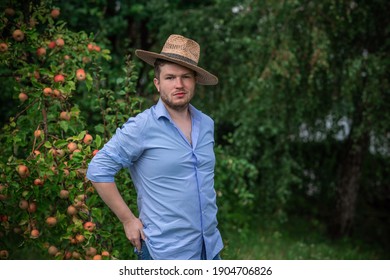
155,98,171,120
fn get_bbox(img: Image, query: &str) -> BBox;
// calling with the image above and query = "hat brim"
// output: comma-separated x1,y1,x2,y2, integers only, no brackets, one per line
135,50,218,85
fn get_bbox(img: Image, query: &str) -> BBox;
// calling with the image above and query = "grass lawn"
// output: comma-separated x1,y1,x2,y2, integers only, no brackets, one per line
221,216,388,260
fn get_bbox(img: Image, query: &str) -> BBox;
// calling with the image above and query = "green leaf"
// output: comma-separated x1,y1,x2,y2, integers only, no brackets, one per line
95,134,102,148
94,124,104,134
77,130,87,140
54,139,68,148
44,141,52,148
59,121,69,132
91,207,103,223
85,73,93,91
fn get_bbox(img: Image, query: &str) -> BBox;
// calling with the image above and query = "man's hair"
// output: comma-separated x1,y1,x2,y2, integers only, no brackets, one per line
153,58,196,79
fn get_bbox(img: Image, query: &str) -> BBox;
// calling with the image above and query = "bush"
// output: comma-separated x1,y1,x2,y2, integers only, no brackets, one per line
0,2,139,260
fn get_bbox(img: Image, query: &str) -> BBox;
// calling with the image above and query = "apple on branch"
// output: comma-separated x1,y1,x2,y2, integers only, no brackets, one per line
12,29,24,41
48,41,56,49
46,216,58,227
55,38,65,47
83,133,93,145
50,9,60,19
43,87,52,96
17,164,29,178
18,92,28,102
54,74,65,83
76,69,86,81
60,111,70,121
36,47,46,57
0,43,8,52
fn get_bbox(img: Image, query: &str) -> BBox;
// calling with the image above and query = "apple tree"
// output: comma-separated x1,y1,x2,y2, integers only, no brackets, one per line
0,2,140,259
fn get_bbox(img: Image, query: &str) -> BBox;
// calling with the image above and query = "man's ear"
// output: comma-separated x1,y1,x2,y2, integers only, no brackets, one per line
153,77,160,92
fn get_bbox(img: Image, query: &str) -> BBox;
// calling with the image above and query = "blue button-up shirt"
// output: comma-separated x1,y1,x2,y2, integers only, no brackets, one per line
86,99,223,260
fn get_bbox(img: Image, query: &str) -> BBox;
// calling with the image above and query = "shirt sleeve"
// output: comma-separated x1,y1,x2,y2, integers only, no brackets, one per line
86,113,148,182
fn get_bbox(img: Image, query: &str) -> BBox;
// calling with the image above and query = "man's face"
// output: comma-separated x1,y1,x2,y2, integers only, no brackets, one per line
154,63,196,112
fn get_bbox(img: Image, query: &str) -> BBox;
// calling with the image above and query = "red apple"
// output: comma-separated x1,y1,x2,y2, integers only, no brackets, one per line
83,221,96,232
27,201,37,213
87,43,95,52
48,246,58,256
30,229,40,238
0,250,9,260
36,47,46,57
12,29,24,41
48,41,56,49
19,199,29,210
43,87,52,96
83,134,93,145
67,205,77,216
33,70,40,80
101,251,110,258
0,43,8,52
52,89,61,98
50,9,60,19
59,189,69,199
34,129,43,138
64,251,72,260
76,69,86,81
85,247,97,257
60,111,70,121
19,92,28,102
67,142,77,153
17,164,29,178
56,149,65,158
34,178,44,186
54,74,65,83
55,38,64,47
72,251,81,259
75,234,85,243
46,216,57,227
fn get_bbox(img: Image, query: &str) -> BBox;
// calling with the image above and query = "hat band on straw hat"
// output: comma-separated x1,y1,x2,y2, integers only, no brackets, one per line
160,52,197,65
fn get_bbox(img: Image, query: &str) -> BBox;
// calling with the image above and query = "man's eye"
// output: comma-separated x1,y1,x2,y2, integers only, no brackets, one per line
166,76,174,80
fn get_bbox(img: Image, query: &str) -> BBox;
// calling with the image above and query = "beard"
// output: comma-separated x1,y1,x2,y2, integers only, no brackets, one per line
160,90,194,112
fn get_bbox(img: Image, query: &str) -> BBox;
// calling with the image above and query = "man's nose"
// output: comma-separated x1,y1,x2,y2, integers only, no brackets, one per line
175,77,184,88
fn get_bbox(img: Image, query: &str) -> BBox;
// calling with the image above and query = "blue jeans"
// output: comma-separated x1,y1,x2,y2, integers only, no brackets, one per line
135,240,221,260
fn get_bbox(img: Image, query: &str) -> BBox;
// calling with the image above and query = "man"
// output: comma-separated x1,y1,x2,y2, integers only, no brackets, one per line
86,34,223,260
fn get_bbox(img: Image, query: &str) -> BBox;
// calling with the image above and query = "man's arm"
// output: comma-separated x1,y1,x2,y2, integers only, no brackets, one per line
91,182,145,251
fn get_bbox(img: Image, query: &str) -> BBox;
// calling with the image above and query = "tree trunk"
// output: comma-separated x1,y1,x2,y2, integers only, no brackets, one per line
331,134,368,237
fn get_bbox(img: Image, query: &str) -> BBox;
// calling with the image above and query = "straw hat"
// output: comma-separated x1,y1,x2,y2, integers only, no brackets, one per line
135,34,218,85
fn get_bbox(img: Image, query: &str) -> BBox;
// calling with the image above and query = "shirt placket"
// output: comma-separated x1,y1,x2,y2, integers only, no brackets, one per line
191,114,208,258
